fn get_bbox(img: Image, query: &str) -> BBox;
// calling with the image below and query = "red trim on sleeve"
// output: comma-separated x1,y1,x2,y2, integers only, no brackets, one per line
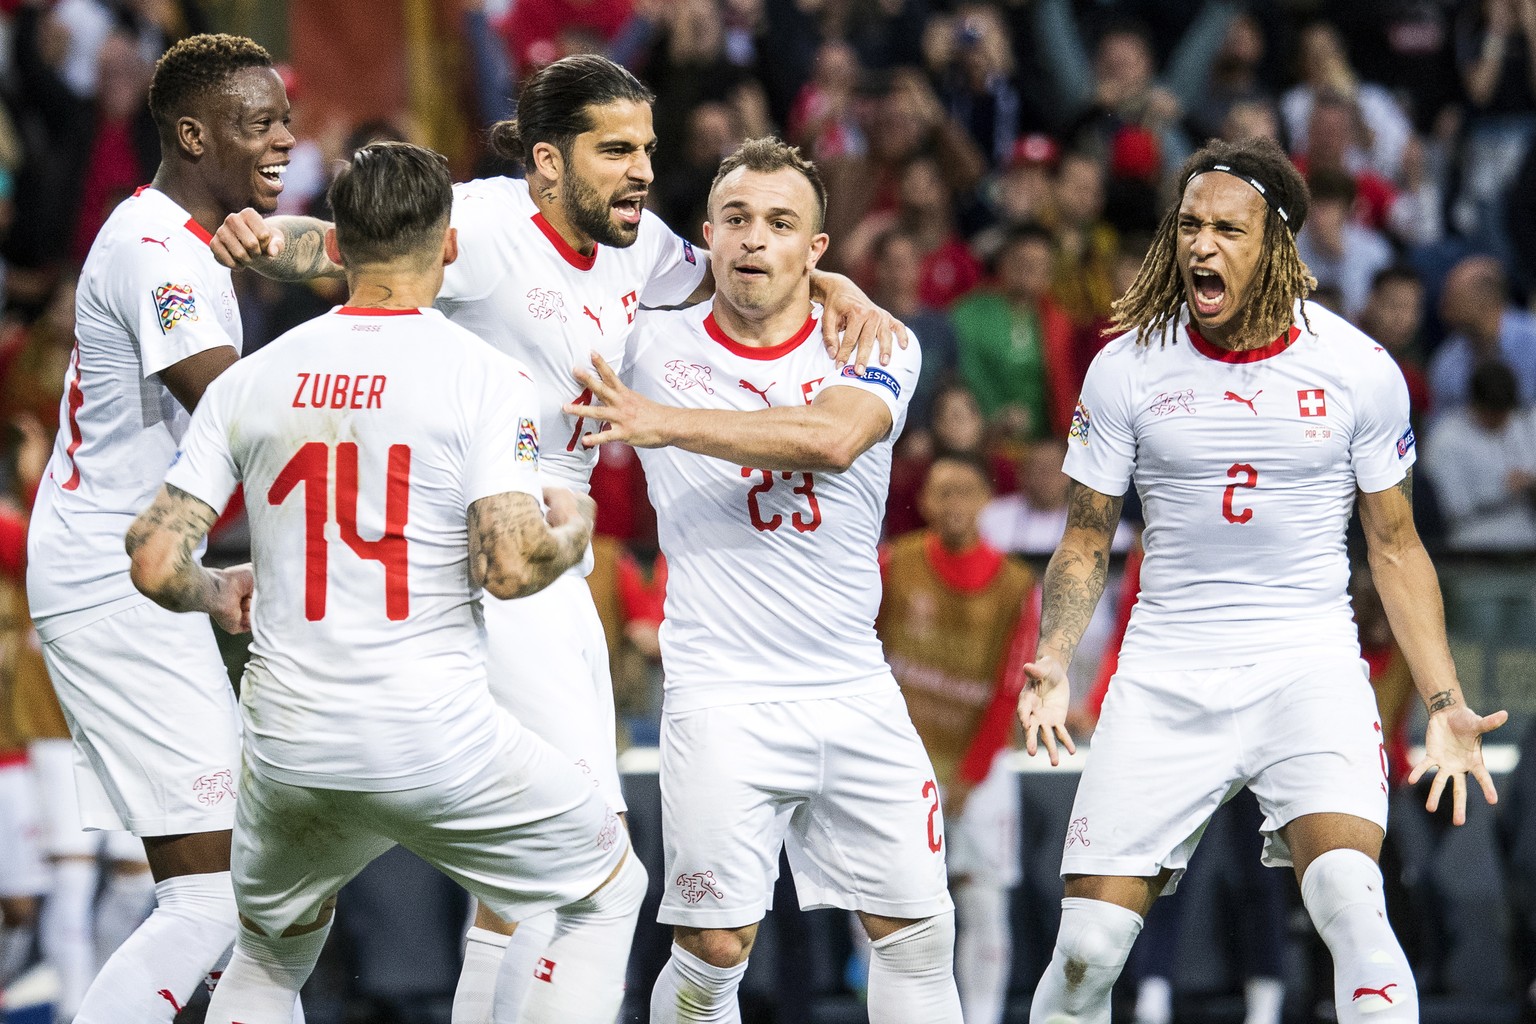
1185,324,1300,363
336,306,423,316
0,749,27,769
132,184,152,197
1086,544,1143,722
531,213,598,271
957,581,1042,785
703,313,818,361
182,217,214,247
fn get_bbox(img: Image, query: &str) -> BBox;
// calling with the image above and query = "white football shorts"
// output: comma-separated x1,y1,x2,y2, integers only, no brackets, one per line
944,749,1021,890
483,573,624,812
232,711,626,937
1061,652,1389,891
658,685,955,928
0,757,47,895
28,738,146,860
38,600,240,836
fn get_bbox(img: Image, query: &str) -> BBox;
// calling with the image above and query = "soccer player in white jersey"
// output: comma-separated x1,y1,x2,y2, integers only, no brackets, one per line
1014,136,1508,1024
127,141,648,1024
24,35,294,1024
208,54,906,1023
565,136,962,1024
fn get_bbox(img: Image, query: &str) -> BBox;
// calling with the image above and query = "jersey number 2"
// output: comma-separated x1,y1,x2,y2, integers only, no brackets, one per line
1222,462,1258,524
269,441,412,621
742,468,822,533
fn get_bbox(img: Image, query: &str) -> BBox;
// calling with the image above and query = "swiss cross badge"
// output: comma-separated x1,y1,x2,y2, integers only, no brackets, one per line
1297,388,1327,417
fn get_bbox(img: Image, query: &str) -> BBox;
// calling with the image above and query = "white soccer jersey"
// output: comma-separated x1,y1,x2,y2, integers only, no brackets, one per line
1066,301,1415,669
28,186,241,635
166,306,544,791
435,176,705,495
626,302,922,712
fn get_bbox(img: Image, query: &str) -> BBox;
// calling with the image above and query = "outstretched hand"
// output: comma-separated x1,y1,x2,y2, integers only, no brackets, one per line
1017,653,1076,766
818,277,908,374
565,353,671,449
1410,704,1509,825
211,209,284,271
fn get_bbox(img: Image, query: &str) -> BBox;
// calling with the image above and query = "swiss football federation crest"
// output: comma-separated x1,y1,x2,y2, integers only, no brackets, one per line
153,283,198,333
1065,816,1091,849
665,359,715,394
1150,388,1196,415
516,418,539,462
1068,400,1092,445
676,870,725,903
192,769,235,806
1297,388,1327,417
526,287,567,322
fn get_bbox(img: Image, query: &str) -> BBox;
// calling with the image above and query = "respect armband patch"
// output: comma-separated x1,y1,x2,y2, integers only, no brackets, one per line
838,363,901,399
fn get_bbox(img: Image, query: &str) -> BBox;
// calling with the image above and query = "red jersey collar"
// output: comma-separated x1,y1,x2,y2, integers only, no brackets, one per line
337,306,423,316
531,212,597,271
923,533,1005,594
704,311,818,361
132,185,215,247
1185,323,1301,363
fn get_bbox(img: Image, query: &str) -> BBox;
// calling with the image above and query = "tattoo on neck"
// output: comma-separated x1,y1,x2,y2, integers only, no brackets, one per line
1428,689,1456,714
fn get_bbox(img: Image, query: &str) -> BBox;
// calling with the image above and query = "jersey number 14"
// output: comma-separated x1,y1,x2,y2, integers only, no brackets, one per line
269,441,411,621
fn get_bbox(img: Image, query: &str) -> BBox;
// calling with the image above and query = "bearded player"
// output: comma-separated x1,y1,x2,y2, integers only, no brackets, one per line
1016,135,1506,1024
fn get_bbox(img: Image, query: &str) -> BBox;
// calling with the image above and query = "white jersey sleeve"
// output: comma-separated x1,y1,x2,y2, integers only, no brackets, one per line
1063,336,1140,497
129,244,239,377
1349,351,1415,493
820,328,922,433
439,180,518,304
164,372,240,514
464,362,543,505
636,210,706,308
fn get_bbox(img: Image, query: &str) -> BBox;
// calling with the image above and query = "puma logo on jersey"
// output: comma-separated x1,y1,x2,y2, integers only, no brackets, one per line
1223,389,1262,414
583,305,603,334
665,359,715,394
141,236,170,251
738,379,775,406
157,989,183,1013
1351,983,1398,1004
676,870,725,903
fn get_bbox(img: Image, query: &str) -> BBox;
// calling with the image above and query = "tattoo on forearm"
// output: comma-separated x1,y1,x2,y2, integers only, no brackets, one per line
1428,689,1457,714
1396,468,1413,506
1066,481,1125,535
262,220,342,281
126,484,220,612
1037,483,1125,665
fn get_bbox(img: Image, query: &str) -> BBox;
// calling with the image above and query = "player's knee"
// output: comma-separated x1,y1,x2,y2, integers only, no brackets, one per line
869,911,956,972
1055,898,1143,971
676,925,757,969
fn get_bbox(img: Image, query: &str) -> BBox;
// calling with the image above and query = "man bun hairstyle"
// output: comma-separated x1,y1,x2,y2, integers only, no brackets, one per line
328,141,453,266
709,136,828,232
148,34,273,143
487,54,654,167
1110,135,1315,347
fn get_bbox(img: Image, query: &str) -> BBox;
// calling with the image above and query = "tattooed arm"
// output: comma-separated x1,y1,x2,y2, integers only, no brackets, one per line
468,486,596,600
126,485,254,633
210,210,344,281
1017,481,1123,763
1358,470,1507,823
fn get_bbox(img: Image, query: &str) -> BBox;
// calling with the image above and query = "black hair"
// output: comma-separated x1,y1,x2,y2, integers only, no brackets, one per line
148,34,273,144
487,54,654,167
328,142,453,265
1371,263,1422,292
928,449,995,490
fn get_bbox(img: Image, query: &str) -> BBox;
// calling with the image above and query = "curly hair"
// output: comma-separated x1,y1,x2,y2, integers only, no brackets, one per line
148,34,273,142
1110,136,1316,347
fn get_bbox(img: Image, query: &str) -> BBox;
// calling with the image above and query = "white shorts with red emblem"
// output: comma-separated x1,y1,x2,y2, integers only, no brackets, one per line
1061,652,1389,892
658,685,955,928
232,711,626,937
483,573,625,813
0,756,47,896
944,749,1021,890
37,599,240,837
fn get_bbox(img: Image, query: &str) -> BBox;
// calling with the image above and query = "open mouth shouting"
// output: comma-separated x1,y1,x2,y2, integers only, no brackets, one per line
612,192,646,226
257,161,287,195
1190,266,1226,317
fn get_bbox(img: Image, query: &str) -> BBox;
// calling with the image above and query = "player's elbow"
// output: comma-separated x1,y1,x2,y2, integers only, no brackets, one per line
126,533,175,602
480,557,537,601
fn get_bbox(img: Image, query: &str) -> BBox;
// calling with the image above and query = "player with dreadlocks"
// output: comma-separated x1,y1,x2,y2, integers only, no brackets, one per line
1015,135,1506,1024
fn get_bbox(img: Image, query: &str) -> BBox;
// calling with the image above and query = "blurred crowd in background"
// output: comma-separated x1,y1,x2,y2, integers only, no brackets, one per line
0,0,1534,1021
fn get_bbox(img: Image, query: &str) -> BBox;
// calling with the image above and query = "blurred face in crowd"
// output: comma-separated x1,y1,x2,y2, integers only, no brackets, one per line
932,386,985,453
196,64,293,216
900,157,950,218
1020,438,1070,511
999,161,1052,220
1307,101,1356,170
706,165,828,320
1220,15,1264,71
1095,31,1154,100
813,40,859,91
955,5,1013,85
920,457,993,550
1176,171,1270,344
1305,195,1350,259
686,103,738,167
1054,154,1105,226
552,99,656,249
873,233,923,306
1222,100,1280,144
1363,277,1423,352
1439,255,1506,345
998,235,1054,304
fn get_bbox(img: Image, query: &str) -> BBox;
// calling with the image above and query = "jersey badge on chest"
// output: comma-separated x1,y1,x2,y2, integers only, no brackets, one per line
1150,388,1197,416
527,287,567,322
665,360,715,394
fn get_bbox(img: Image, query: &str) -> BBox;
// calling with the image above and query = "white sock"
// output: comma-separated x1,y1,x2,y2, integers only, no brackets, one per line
204,918,331,1024
867,912,963,1024
1243,976,1284,1024
1300,849,1417,1023
1029,897,1144,1024
522,851,647,1023
493,910,555,1021
40,858,96,1020
1,918,34,984
648,942,747,1024
1134,976,1173,1024
71,870,239,1024
955,886,1012,1024
95,869,155,968
451,925,509,1024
